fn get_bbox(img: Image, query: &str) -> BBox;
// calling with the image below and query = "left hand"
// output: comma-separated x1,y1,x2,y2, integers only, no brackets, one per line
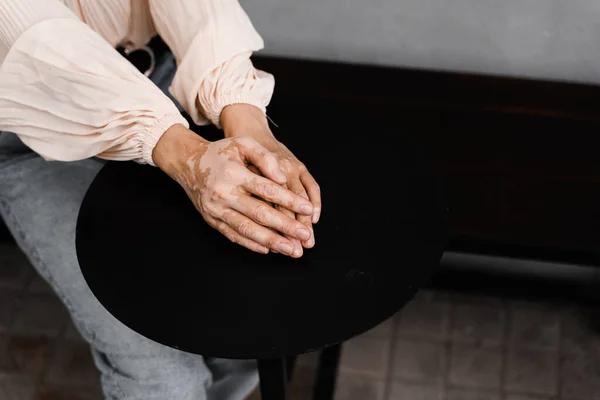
221,105,321,255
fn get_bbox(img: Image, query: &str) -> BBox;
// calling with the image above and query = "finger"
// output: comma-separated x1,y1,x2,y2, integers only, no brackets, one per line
211,219,269,254
288,178,315,248
276,204,304,257
230,195,311,242
242,170,314,216
297,214,314,248
300,169,322,223
237,138,287,185
277,182,303,257
220,209,299,258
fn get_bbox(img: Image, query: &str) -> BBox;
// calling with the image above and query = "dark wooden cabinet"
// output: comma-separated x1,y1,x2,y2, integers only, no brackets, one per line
255,56,600,262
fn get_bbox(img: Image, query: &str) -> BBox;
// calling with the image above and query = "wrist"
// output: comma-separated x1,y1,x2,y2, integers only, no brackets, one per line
221,104,278,149
221,104,270,136
152,124,208,178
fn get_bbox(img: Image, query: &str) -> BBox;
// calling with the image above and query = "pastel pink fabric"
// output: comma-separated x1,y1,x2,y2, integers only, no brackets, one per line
0,0,274,165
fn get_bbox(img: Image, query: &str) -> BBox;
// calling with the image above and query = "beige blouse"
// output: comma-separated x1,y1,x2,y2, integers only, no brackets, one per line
0,0,274,165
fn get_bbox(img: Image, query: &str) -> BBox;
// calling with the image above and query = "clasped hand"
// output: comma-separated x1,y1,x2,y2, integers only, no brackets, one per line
153,121,320,258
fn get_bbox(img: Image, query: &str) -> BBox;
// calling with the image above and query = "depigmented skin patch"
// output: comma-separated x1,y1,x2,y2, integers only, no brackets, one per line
171,137,312,257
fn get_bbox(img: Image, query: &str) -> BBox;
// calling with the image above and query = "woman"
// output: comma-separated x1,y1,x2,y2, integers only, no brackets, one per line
0,0,321,398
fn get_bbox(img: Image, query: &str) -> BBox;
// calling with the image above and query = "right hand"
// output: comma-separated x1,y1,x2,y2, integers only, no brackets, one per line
153,125,314,257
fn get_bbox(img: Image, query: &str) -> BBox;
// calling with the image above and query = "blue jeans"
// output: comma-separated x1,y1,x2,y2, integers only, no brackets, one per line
0,51,258,400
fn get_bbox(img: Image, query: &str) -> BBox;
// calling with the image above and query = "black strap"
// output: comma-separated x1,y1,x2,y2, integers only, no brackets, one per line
116,36,169,76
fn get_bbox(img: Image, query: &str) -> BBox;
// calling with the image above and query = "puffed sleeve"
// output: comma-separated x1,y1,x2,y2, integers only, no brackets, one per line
149,0,275,127
0,0,189,165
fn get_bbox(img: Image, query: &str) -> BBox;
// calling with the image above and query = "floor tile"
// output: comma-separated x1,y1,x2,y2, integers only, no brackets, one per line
387,382,443,400
11,294,67,337
450,295,506,347
560,350,600,400
445,388,501,400
364,318,394,338
0,375,36,400
44,340,99,388
448,344,502,390
504,348,558,396
396,290,450,342
508,301,560,350
289,362,317,390
2,283,598,400
0,244,30,289
0,334,54,378
390,339,446,384
287,386,314,400
560,305,600,356
448,293,505,307
339,335,391,378
333,371,384,400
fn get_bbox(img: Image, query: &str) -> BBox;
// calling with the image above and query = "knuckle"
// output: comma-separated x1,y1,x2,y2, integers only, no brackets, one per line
258,183,279,200
199,202,211,216
208,202,225,217
280,158,294,171
292,160,305,171
209,188,226,202
237,221,254,237
253,205,271,224
282,222,295,235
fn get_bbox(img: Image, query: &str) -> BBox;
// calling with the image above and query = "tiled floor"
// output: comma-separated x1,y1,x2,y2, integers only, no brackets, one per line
2,241,600,399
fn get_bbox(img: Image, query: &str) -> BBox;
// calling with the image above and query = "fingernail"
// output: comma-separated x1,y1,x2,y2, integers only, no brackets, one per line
300,204,313,215
278,242,293,255
297,227,310,241
312,209,320,223
293,242,303,257
258,246,269,254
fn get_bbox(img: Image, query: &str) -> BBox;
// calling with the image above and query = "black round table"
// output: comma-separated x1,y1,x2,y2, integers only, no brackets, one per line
76,122,444,400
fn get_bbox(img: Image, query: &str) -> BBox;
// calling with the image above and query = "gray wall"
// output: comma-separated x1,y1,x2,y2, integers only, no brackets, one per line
243,0,600,84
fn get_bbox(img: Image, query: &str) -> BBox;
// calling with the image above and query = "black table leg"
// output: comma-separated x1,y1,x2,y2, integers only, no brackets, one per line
286,356,297,382
258,357,288,400
313,343,342,400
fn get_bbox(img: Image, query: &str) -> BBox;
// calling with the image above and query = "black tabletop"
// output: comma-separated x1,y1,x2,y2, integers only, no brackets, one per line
76,122,445,359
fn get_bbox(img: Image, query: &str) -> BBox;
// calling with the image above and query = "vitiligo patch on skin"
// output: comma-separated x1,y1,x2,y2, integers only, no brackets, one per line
174,137,312,257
